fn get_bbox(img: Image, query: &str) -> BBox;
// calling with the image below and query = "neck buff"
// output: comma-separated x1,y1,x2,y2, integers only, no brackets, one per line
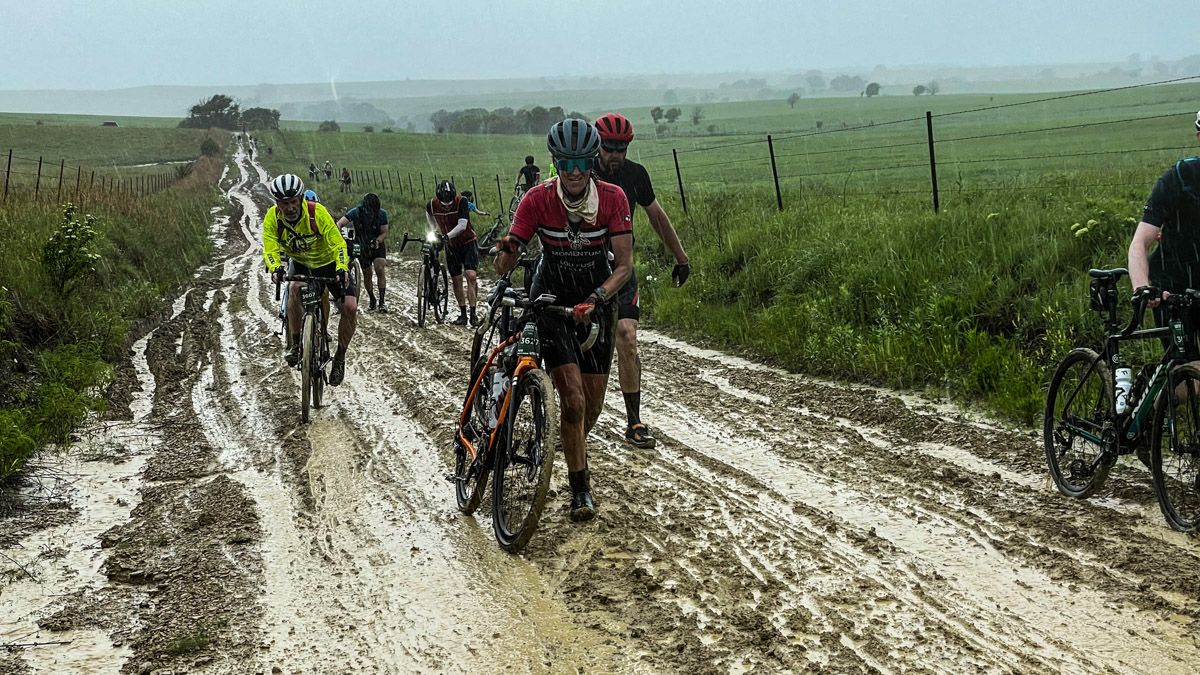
555,176,599,225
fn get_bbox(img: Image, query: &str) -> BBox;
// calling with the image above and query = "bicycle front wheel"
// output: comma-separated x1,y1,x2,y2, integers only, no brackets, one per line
508,194,522,224
301,313,316,423
455,356,494,515
434,265,449,323
349,259,363,298
1044,347,1113,498
311,318,325,409
416,262,428,327
492,369,558,553
1151,364,1200,532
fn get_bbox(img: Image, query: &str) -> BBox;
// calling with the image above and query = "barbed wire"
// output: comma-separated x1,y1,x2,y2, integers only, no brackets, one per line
938,111,1191,144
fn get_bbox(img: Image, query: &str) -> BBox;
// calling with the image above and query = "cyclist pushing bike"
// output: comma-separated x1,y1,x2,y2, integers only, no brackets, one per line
338,192,390,312
427,180,481,326
493,118,633,522
263,173,359,386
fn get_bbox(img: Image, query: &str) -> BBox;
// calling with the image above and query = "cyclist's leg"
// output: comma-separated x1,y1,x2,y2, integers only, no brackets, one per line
446,245,468,322
326,264,358,385
612,277,653,445
361,253,376,308
373,244,388,309
550,364,588,472
460,244,480,323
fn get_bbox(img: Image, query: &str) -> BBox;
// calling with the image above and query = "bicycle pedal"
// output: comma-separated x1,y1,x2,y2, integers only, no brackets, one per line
444,473,463,484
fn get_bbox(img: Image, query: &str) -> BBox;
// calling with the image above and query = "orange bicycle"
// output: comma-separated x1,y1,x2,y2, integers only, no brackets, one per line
450,274,598,552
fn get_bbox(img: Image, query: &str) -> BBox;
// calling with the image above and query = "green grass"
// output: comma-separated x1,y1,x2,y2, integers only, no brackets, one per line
0,131,227,481
251,84,1196,422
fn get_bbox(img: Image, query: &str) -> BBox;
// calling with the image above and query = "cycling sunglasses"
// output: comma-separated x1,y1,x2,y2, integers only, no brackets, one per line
601,142,629,153
554,157,595,174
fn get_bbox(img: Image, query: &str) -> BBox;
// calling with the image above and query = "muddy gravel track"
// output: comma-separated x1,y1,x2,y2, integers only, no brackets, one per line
4,139,1200,674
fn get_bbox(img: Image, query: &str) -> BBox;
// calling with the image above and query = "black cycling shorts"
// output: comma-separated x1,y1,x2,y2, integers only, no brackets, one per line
293,261,357,300
446,242,479,277
538,303,616,376
360,241,386,264
616,274,639,322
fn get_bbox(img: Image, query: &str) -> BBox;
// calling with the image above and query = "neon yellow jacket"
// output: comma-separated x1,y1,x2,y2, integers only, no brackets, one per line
262,201,347,273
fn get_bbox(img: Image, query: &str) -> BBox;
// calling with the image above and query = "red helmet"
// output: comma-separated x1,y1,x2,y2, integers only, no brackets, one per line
594,113,634,143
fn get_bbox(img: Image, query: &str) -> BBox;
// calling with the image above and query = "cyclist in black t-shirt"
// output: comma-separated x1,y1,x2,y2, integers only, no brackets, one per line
593,113,691,449
1129,110,1200,304
337,193,390,312
515,155,540,194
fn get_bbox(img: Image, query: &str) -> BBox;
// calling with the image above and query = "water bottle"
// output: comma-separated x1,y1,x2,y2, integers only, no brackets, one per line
1115,365,1133,415
488,371,510,427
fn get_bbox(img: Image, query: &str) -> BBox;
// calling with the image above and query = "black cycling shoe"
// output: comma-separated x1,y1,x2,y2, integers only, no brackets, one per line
625,423,657,448
284,343,300,367
328,353,346,386
377,303,389,314
367,299,377,311
569,491,596,522
451,314,468,326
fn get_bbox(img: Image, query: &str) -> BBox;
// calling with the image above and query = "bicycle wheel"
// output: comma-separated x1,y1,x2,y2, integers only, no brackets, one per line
435,265,450,323
311,318,325,409
508,194,522,224
1044,347,1113,498
492,369,558,553
416,262,428,327
1151,364,1200,532
455,356,494,515
300,313,316,423
349,259,363,297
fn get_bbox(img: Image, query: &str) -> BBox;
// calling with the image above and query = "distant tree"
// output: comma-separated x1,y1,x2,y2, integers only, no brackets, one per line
241,106,280,131
926,80,941,95
787,92,801,108
650,106,664,123
655,123,670,137
200,138,221,157
381,127,394,133
805,72,826,91
691,106,704,125
664,107,682,123
317,120,340,132
865,82,881,97
815,121,823,129
829,75,866,92
363,125,374,133
663,89,678,104
706,124,717,133
912,85,927,96
179,94,240,130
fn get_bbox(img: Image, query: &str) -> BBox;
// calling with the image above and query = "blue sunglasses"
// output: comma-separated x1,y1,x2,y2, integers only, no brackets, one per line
554,157,595,173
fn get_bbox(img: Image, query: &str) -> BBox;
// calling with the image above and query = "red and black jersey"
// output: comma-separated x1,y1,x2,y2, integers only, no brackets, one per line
426,196,475,247
509,178,631,305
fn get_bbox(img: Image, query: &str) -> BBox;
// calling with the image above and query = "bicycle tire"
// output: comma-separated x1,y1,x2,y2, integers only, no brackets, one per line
435,265,450,323
1044,347,1115,498
301,313,316,423
1151,364,1200,532
508,194,522,224
416,262,428,327
349,259,363,297
455,356,494,515
492,368,558,553
311,316,325,409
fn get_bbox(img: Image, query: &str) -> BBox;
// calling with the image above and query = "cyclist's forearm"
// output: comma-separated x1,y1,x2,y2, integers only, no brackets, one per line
447,219,469,239
1129,221,1159,289
646,201,688,263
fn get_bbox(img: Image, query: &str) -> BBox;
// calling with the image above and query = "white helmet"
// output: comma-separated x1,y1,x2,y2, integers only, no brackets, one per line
269,174,305,200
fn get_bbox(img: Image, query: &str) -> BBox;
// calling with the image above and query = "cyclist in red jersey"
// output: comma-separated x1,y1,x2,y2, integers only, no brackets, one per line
593,113,691,449
494,119,633,522
427,180,481,326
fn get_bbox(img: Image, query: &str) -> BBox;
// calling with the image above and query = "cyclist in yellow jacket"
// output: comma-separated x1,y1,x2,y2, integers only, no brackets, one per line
263,173,358,386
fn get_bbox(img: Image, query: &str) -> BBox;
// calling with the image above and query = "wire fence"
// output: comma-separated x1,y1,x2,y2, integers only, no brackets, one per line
635,75,1200,213
0,149,188,206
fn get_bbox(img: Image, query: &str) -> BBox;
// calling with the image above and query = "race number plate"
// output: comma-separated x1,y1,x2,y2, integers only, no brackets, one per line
517,322,540,357
300,282,320,308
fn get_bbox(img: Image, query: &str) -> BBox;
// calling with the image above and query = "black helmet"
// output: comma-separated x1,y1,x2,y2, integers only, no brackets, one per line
436,180,455,203
547,119,600,160
461,190,473,200
525,155,535,164
362,192,380,211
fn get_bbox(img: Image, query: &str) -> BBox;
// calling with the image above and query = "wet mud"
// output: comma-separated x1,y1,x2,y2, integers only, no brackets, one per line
3,138,1200,674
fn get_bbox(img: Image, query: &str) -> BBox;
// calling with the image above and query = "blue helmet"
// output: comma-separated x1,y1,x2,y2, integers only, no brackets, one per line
303,189,319,203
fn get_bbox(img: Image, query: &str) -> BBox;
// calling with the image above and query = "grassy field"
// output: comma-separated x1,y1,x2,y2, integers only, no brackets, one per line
0,126,228,480
140,84,1200,421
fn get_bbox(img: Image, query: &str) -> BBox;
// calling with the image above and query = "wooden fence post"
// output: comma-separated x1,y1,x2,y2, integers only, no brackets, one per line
926,111,940,213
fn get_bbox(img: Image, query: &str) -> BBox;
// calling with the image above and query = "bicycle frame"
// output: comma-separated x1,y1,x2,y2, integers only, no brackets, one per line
456,334,540,465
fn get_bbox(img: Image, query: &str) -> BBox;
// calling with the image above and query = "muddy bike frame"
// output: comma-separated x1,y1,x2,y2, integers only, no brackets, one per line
1046,268,1200,492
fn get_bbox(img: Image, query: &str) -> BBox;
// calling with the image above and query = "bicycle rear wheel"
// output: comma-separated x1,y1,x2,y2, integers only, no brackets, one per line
1043,347,1113,498
301,313,316,423
455,356,495,515
508,194,522,224
492,369,558,553
416,262,428,327
1151,364,1200,532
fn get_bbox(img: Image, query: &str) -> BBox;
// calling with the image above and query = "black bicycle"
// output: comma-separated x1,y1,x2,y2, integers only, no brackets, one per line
476,214,503,253
1044,268,1200,531
276,274,336,423
400,232,449,327
451,272,599,552
507,186,527,225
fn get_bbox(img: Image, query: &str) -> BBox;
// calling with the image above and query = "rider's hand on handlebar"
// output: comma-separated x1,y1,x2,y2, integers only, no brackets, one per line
337,269,348,289
494,235,521,255
1135,285,1166,308
572,294,599,324
271,267,286,285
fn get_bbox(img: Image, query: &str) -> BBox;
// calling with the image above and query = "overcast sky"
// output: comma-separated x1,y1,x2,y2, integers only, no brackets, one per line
2,0,1195,90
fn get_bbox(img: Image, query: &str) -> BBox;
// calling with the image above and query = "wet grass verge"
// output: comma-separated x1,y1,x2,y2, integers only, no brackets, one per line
0,133,229,483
